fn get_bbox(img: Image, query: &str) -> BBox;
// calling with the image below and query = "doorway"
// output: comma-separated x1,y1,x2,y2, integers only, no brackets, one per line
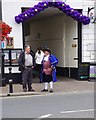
22,7,82,79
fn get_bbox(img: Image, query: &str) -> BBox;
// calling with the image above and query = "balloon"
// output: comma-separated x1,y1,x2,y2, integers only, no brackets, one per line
14,1,90,25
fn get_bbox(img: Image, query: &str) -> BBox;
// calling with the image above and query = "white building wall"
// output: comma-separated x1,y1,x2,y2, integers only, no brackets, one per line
1,0,96,70
2,0,41,49
82,0,96,63
65,16,78,67
1,0,83,49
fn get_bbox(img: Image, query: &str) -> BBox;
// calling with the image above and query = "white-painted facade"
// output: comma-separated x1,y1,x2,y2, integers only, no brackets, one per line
1,0,96,73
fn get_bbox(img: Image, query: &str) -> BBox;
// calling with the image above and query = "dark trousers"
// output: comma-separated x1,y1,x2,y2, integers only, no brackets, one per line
36,64,42,82
22,67,33,90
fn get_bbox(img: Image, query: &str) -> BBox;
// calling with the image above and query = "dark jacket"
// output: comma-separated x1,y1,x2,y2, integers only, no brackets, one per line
18,51,35,72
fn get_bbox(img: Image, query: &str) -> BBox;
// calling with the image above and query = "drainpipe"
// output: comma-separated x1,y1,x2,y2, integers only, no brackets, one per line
69,53,70,78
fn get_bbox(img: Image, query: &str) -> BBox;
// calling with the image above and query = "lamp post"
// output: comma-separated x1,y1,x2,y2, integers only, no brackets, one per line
1,51,6,87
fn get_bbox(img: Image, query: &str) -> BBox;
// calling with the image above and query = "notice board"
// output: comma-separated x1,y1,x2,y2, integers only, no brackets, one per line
78,63,89,80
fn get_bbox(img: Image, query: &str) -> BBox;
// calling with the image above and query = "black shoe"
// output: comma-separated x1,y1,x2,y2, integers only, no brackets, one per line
23,89,27,92
50,90,53,93
28,89,35,92
41,89,48,92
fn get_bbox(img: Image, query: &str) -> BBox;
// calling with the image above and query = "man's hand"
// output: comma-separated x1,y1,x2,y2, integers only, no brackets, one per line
32,66,34,69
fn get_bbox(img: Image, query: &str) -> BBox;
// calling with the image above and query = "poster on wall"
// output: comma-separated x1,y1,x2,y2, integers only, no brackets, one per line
6,37,14,48
89,64,96,79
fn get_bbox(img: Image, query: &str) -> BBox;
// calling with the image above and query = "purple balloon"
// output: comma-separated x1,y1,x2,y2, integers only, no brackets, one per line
66,12,71,16
83,20,90,25
27,12,31,16
58,6,63,10
71,13,75,18
39,8,43,11
20,18,23,22
15,16,20,23
65,8,69,11
25,15,29,19
79,18,84,22
52,2,57,7
80,15,85,19
76,13,80,17
28,9,32,13
68,8,72,12
74,10,78,14
86,18,90,22
74,14,78,18
30,13,35,17
82,19,86,23
18,14,22,18
66,5,70,9
62,9,67,13
69,12,73,16
15,20,20,24
43,2,49,7
57,2,62,7
14,1,90,25
21,15,25,19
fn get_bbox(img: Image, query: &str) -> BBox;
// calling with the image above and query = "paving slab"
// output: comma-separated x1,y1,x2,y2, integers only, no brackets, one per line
0,77,94,97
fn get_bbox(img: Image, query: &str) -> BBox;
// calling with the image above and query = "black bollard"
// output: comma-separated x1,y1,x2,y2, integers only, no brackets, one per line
8,68,13,93
9,79,13,93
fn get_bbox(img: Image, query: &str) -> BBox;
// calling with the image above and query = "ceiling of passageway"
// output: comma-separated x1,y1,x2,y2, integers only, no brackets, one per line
24,7,63,21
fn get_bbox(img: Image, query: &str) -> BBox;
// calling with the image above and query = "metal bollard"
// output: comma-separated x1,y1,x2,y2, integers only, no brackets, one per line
8,68,13,93
9,79,13,93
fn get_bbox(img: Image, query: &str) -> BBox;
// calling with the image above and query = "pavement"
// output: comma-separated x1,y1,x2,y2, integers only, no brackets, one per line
0,76,94,97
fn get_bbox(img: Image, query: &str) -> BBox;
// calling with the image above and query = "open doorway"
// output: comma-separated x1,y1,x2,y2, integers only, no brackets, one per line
22,7,82,79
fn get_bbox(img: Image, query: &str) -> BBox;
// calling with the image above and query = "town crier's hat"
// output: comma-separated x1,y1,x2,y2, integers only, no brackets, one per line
43,48,52,53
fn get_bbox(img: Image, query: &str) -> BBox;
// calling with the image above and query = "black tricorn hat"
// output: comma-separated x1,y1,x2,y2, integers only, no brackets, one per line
43,48,52,53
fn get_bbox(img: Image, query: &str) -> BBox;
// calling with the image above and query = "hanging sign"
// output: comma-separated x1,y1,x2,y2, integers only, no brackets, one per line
88,7,96,23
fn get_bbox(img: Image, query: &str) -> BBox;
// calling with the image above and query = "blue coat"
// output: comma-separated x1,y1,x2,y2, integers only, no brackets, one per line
41,54,58,82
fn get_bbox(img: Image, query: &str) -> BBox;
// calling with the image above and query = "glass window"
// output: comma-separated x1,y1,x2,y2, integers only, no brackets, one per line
3,50,10,65
11,50,21,65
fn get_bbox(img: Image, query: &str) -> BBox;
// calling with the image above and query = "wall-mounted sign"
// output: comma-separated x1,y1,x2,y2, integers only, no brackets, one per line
88,7,96,23
6,37,14,48
1,41,6,49
89,64,96,79
72,44,77,47
90,51,95,60
78,63,89,80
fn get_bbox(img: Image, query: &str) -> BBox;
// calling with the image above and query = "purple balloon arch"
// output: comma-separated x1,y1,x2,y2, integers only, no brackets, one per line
15,2,90,25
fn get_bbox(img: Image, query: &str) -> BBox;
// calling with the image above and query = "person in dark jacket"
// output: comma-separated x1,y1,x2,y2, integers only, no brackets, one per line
30,47,35,78
18,45,35,92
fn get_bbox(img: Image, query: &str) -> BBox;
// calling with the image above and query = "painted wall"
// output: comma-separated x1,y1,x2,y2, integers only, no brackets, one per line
65,16,78,67
27,15,65,67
